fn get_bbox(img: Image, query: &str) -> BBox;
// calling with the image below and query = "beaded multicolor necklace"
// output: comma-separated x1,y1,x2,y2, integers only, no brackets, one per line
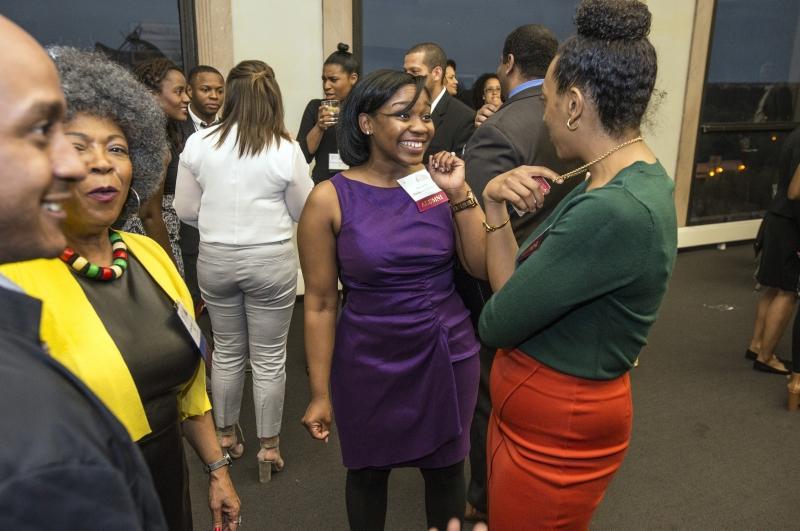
60,230,129,281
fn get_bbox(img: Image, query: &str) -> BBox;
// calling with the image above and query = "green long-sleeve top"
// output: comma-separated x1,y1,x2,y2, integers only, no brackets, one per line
478,160,678,380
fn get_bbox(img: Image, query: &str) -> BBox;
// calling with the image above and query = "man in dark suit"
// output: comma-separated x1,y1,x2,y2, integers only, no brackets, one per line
179,65,225,361
180,65,224,311
403,42,475,161
458,24,580,521
0,15,166,529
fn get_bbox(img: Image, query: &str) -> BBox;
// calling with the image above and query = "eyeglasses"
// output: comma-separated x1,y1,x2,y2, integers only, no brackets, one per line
484,87,501,94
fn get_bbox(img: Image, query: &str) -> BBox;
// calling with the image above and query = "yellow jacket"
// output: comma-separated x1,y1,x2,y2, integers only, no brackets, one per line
0,232,211,441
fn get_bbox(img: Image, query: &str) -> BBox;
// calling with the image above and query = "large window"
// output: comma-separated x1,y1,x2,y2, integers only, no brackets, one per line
4,0,196,70
688,0,800,225
357,0,579,91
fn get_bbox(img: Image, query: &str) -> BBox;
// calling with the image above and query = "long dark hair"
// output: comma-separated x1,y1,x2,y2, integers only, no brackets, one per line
215,60,291,157
338,70,426,167
133,57,187,153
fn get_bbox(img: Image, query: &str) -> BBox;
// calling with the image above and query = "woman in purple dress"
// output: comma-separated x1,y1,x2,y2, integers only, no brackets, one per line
298,70,488,530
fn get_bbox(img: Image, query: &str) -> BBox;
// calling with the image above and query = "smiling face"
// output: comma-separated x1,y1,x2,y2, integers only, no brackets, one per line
362,84,433,171
483,77,502,106
0,18,86,263
156,69,190,121
62,113,133,236
188,71,224,123
322,63,358,101
445,65,458,96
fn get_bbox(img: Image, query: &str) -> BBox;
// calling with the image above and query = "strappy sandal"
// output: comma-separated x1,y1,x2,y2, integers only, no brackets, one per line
257,435,284,483
216,423,244,459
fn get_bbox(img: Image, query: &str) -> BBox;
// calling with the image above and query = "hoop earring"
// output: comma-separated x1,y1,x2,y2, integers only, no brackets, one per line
128,187,141,212
566,117,578,131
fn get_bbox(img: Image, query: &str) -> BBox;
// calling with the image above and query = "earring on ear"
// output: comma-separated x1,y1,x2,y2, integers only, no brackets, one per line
566,118,579,131
128,187,141,212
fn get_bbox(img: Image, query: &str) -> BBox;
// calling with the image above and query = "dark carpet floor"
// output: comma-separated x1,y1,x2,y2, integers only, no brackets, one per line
187,243,799,530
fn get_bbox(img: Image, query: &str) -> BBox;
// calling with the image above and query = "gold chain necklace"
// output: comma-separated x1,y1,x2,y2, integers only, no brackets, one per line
554,136,644,184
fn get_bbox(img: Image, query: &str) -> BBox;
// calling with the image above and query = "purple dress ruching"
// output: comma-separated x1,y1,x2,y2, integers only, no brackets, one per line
330,172,480,470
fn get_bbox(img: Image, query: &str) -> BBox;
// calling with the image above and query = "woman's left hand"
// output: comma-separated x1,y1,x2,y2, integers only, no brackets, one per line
427,151,466,196
209,468,241,530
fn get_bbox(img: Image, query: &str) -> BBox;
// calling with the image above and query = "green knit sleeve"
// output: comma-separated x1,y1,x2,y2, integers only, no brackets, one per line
478,189,653,348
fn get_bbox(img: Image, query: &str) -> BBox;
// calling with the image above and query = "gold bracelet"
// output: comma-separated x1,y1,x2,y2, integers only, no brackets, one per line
482,217,511,233
451,189,477,213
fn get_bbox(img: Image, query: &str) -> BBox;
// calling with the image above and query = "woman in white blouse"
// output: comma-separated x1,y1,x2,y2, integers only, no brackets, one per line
175,60,312,482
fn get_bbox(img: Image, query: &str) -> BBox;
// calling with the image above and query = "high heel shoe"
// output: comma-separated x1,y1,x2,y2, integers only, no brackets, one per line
217,424,244,459
257,435,284,483
788,377,800,411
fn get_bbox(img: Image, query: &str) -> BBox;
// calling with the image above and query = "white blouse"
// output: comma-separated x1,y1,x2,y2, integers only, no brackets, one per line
175,124,312,245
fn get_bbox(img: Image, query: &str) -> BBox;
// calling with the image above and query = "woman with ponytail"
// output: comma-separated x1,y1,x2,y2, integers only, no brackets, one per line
298,43,360,184
175,60,313,482
474,0,677,528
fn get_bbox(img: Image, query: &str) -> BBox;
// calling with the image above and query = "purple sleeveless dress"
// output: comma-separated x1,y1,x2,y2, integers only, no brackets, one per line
330,172,480,470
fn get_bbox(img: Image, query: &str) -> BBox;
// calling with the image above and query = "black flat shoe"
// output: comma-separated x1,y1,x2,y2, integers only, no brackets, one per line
746,349,791,365
753,359,791,375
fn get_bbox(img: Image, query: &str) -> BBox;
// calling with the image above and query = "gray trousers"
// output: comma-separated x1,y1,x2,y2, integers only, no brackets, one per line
198,240,297,438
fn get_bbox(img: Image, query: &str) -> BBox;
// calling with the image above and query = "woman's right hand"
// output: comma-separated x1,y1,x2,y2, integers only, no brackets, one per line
302,396,332,442
316,105,337,131
484,165,560,214
474,103,498,128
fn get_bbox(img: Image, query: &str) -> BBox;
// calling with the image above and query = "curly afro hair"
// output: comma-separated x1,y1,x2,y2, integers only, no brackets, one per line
553,0,657,136
49,47,167,218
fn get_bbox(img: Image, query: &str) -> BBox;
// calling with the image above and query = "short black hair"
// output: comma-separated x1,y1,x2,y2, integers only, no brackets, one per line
502,24,558,79
406,42,447,72
554,0,656,136
324,43,360,75
338,69,427,167
446,59,457,71
187,65,223,85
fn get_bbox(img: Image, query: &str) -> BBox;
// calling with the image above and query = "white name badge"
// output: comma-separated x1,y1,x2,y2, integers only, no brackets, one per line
329,152,350,171
397,169,449,212
175,301,209,361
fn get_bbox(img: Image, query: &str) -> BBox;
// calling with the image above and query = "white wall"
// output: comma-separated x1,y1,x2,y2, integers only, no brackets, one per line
645,0,696,178
231,1,324,295
231,0,323,136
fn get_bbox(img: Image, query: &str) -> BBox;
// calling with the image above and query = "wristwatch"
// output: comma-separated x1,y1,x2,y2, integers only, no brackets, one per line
451,189,477,213
204,452,232,473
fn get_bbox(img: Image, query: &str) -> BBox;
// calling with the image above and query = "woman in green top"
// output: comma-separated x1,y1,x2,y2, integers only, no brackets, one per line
461,0,677,528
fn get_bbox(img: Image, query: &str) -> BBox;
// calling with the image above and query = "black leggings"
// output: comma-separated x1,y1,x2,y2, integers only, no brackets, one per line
345,460,465,531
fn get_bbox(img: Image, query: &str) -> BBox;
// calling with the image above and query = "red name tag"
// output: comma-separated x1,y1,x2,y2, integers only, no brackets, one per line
416,191,448,212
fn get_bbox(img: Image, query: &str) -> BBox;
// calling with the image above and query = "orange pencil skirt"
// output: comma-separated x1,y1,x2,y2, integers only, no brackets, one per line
487,348,632,530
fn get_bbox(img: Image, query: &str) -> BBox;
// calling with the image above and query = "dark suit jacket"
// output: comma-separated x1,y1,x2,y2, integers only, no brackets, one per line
457,84,579,325
426,90,476,162
178,119,202,304
179,117,197,140
0,285,167,530
465,84,579,243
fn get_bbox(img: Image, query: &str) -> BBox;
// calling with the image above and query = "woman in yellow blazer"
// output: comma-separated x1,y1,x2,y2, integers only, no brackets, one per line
0,48,240,531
